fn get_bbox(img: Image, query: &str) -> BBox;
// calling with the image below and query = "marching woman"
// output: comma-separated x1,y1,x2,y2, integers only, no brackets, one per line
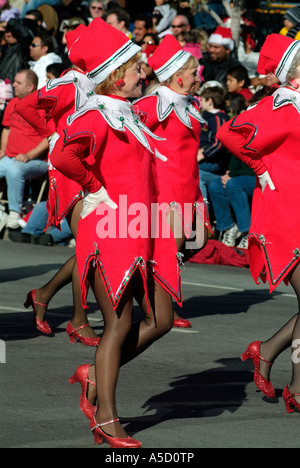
51,18,183,448
217,34,300,411
16,25,100,346
134,34,212,328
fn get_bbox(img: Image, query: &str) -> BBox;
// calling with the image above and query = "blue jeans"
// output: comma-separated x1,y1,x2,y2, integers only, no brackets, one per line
0,156,48,213
208,176,256,232
23,201,72,244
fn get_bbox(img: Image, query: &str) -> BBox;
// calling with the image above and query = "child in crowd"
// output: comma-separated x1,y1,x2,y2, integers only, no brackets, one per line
226,64,254,104
197,84,230,203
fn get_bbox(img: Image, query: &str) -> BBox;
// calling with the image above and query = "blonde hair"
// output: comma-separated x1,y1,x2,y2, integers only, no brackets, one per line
95,52,142,95
161,54,199,86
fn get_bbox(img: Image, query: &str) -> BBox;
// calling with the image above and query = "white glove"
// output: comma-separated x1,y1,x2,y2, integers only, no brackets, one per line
48,132,60,155
81,186,118,219
258,171,275,192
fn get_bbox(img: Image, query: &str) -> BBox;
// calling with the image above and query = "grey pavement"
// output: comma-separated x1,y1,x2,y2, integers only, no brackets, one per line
0,238,299,449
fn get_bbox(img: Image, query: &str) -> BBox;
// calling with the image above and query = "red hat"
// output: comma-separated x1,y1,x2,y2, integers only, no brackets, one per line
208,26,234,51
65,24,87,53
68,17,141,84
257,33,300,83
147,35,191,82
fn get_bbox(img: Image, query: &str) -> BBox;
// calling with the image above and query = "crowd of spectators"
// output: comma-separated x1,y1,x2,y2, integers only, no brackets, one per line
0,0,298,249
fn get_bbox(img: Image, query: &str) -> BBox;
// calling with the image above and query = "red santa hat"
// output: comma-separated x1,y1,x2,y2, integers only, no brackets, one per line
147,34,191,82
257,33,300,83
65,24,87,52
208,26,235,51
68,17,141,84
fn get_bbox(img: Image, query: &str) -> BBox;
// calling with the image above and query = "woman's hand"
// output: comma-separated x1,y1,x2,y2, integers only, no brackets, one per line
258,171,275,192
81,186,118,219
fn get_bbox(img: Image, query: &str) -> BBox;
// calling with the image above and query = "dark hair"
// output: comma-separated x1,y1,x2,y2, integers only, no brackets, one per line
134,13,152,30
200,86,227,109
46,63,65,78
141,32,159,45
25,9,43,23
38,32,56,53
106,8,131,29
227,92,246,115
227,65,250,87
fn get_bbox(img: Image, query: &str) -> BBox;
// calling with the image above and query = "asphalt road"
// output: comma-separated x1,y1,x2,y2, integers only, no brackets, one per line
0,238,299,450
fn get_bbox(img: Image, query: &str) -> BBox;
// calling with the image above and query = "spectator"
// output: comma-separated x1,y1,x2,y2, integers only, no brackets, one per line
197,84,230,202
152,0,176,36
208,91,255,249
106,7,132,38
201,26,241,86
133,13,153,45
28,31,62,88
226,64,254,103
24,8,43,27
46,62,65,81
85,0,106,23
280,5,300,40
8,200,73,245
170,14,190,38
237,27,259,81
0,18,33,83
0,69,48,231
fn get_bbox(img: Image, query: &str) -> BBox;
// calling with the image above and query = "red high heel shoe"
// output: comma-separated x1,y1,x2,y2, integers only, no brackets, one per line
66,321,100,347
241,341,275,399
68,364,97,420
90,415,142,448
24,289,52,335
282,386,300,413
173,318,191,328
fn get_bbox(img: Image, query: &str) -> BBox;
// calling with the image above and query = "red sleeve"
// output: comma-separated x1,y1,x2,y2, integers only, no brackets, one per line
50,136,102,193
14,90,54,138
217,118,267,175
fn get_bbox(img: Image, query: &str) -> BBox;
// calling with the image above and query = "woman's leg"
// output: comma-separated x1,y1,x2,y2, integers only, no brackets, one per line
259,263,300,382
87,268,174,435
66,200,98,338
34,200,97,337
167,207,208,320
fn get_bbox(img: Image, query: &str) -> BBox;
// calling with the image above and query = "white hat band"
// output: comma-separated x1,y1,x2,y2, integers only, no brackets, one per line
87,40,141,84
155,49,192,82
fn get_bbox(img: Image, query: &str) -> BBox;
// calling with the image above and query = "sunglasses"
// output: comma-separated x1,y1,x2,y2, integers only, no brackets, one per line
171,24,187,28
142,40,154,45
90,6,103,9
30,42,42,47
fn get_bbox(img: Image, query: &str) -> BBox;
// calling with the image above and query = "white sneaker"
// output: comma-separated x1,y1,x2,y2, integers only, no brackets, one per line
221,224,240,247
0,210,8,232
6,211,21,229
237,234,248,249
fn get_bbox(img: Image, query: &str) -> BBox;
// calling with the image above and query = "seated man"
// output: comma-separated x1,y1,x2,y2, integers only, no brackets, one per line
0,69,48,230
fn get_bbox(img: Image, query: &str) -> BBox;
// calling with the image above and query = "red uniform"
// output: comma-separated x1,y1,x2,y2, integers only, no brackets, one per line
15,70,95,228
134,86,211,237
51,95,182,310
217,87,300,292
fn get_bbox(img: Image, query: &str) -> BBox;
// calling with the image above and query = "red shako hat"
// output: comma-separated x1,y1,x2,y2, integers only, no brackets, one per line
208,26,234,51
257,33,300,83
68,17,141,84
147,34,191,82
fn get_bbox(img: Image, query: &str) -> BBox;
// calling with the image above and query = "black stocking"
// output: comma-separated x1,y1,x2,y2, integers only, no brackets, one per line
259,263,300,384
